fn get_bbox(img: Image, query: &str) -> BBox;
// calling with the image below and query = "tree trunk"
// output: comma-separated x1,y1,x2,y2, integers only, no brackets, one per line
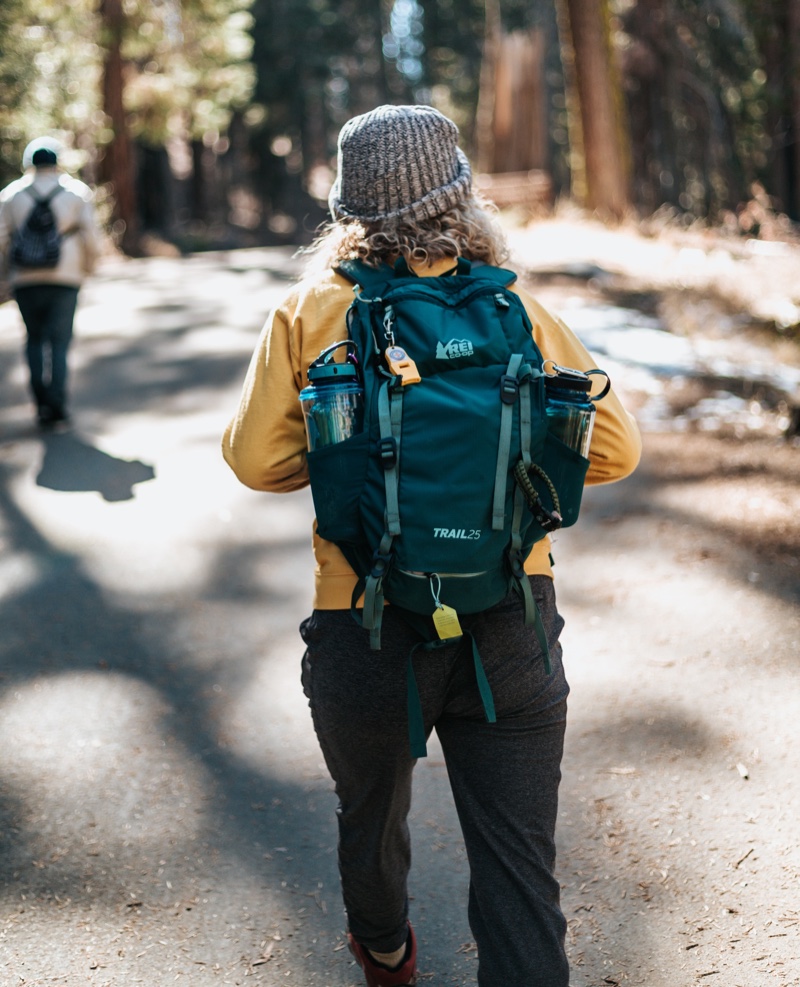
788,0,800,219
137,142,173,235
488,30,547,174
190,140,207,224
99,0,138,250
559,0,631,219
476,0,501,174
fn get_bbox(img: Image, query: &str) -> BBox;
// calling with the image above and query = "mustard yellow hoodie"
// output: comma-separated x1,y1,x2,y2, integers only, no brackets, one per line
223,257,642,609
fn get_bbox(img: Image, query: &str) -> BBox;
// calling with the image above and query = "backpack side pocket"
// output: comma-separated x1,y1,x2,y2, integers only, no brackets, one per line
306,430,370,544
537,432,590,528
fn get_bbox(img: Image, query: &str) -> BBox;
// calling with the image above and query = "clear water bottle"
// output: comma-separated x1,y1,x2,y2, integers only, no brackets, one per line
544,364,610,458
299,340,364,451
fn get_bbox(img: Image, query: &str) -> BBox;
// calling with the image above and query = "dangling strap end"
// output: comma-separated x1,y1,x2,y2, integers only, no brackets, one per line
516,571,553,676
466,631,497,724
362,570,387,650
350,577,367,628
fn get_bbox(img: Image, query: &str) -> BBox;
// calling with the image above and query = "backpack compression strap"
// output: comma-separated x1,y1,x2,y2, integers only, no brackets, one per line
361,377,404,649
493,353,532,529
494,353,552,672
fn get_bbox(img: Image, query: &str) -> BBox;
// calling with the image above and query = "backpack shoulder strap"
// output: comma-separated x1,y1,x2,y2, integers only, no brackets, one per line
336,258,395,292
470,264,518,288
25,185,63,207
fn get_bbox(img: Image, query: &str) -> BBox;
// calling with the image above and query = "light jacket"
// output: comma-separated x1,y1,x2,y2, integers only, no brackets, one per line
223,256,642,610
0,167,102,288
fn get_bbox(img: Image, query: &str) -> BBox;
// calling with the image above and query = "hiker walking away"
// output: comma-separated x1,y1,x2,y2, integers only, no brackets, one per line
223,105,642,987
0,136,102,427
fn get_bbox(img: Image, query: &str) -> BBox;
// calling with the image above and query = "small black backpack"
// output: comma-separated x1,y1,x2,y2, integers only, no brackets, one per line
12,186,64,269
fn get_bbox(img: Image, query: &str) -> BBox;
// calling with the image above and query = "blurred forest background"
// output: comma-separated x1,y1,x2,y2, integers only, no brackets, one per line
1,0,798,255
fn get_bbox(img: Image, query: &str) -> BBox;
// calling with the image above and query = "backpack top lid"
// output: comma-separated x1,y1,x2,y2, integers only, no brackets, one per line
337,255,517,293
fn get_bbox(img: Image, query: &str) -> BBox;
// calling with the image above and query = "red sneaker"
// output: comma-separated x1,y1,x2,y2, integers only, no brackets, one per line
347,922,418,987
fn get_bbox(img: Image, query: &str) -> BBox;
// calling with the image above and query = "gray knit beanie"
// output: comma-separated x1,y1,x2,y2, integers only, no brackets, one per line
328,104,472,224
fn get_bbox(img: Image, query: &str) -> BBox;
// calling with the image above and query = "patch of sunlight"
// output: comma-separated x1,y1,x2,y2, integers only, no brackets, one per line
0,671,210,846
80,257,288,343
11,471,214,595
9,429,314,597
654,478,798,534
0,551,44,602
508,219,675,278
223,628,324,781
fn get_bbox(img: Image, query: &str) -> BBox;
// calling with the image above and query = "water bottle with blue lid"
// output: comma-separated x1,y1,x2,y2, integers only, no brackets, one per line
299,340,364,451
544,362,611,458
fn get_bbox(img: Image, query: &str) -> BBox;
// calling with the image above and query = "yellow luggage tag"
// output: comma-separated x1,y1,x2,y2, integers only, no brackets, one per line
385,346,421,385
433,604,463,640
429,574,463,640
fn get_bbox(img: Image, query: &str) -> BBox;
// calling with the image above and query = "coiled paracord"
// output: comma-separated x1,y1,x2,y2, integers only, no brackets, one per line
513,460,563,532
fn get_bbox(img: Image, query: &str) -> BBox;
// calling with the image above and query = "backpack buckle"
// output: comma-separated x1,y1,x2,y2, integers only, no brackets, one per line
500,374,519,404
370,549,393,578
507,550,526,579
536,508,563,533
378,436,398,468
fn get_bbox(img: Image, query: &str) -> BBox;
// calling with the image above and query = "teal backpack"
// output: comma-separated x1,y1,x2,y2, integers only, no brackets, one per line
305,257,591,755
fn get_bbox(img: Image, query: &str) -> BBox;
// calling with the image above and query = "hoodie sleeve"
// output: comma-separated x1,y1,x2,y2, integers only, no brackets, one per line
222,289,311,493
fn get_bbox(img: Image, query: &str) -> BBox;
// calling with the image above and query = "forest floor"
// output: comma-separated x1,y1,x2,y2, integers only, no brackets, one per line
0,211,798,987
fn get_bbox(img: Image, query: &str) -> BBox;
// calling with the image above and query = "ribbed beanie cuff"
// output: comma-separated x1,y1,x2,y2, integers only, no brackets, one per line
328,104,472,223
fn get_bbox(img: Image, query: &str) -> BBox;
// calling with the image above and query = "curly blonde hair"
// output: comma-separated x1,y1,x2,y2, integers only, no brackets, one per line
303,194,509,274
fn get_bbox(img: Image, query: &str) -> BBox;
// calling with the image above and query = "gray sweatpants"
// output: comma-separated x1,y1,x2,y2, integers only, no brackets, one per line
300,575,570,987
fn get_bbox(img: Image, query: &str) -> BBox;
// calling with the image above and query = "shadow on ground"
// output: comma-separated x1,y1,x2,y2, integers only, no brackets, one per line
36,432,156,501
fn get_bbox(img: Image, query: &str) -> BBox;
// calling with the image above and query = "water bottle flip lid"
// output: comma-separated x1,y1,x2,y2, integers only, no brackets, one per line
544,362,610,401
307,339,361,386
